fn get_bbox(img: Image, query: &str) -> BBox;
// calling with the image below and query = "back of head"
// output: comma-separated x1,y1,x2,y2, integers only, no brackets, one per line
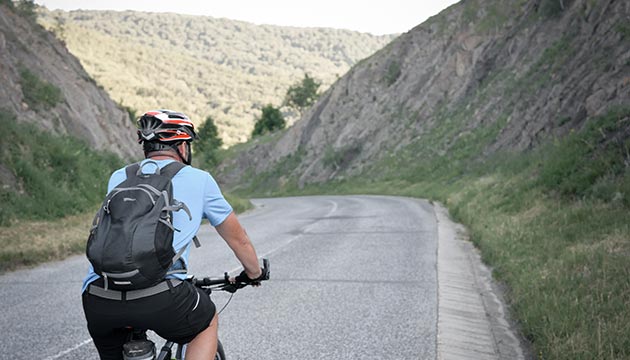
137,109,197,164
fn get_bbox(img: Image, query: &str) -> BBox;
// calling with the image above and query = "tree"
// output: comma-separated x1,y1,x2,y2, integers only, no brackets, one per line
252,104,285,137
15,0,37,22
193,115,223,169
284,73,321,115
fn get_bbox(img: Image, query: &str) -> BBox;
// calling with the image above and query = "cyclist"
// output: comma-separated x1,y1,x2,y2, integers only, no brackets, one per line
81,109,264,360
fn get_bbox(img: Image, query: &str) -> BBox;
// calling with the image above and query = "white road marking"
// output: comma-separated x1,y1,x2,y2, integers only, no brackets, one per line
43,338,93,360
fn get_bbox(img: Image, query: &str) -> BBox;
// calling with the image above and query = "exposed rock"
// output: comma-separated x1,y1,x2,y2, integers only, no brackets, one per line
0,163,22,193
217,0,630,189
0,5,140,160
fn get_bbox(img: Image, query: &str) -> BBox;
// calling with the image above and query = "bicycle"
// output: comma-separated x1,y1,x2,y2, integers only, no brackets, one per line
122,259,270,360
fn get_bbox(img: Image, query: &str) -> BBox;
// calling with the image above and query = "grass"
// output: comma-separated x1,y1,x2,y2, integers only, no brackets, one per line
19,67,64,110
446,184,630,360
233,106,630,359
0,211,94,273
0,111,124,225
224,193,253,214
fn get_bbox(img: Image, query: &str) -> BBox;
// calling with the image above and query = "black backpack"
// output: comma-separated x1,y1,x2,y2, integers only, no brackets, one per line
86,160,191,291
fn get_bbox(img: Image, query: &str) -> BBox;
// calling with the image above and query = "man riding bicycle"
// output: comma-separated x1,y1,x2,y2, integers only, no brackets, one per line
81,109,265,360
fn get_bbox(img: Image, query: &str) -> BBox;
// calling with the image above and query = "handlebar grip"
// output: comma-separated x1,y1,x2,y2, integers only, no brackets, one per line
194,273,230,286
261,258,270,281
192,259,270,289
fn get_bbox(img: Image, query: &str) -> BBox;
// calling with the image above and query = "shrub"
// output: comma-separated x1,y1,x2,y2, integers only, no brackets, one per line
384,61,401,86
539,0,569,18
322,145,342,169
19,67,63,110
0,110,124,225
251,104,285,137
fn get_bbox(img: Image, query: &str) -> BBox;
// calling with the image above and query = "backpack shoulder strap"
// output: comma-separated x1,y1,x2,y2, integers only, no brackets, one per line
159,161,186,180
124,161,184,180
124,162,141,181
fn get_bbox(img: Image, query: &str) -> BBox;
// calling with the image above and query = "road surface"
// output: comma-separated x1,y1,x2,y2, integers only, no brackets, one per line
0,195,508,359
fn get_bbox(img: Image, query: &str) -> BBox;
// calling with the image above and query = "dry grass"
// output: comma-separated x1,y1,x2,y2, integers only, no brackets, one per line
0,210,94,272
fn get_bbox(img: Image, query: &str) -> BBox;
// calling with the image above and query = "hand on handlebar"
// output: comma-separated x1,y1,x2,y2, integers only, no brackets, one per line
231,259,270,287
233,266,268,287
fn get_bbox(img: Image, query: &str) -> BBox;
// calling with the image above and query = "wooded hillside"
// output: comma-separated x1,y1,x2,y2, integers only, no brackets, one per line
38,8,395,145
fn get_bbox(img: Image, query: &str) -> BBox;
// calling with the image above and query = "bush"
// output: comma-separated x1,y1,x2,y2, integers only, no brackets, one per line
539,0,569,18
19,67,63,110
322,145,342,169
384,61,401,86
0,110,124,225
251,104,286,137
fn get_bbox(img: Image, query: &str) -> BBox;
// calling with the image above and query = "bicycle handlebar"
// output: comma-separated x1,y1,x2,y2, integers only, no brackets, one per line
192,258,270,291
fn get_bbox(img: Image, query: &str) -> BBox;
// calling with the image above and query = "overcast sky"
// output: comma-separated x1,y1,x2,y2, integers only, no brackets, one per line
34,0,461,35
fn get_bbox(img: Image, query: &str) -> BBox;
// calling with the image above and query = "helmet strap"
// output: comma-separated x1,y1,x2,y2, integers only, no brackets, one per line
176,142,192,165
143,141,174,153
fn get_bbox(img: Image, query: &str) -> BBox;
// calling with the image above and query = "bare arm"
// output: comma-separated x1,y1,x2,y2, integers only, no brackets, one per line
215,212,262,279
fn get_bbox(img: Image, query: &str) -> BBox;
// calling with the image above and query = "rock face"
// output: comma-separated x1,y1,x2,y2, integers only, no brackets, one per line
0,4,140,160
217,0,630,189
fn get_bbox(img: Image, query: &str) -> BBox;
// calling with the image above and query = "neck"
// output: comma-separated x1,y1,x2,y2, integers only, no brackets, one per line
146,150,182,162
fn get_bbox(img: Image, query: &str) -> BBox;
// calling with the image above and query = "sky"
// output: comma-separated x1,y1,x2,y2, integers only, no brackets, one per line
34,0,461,35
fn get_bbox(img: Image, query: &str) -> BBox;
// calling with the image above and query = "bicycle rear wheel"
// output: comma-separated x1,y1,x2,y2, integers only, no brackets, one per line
215,340,226,360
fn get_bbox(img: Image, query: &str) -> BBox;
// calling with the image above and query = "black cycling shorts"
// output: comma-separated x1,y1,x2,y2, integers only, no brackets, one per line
82,279,216,360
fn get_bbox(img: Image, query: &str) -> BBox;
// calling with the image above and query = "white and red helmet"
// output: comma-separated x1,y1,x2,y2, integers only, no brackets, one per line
137,109,197,144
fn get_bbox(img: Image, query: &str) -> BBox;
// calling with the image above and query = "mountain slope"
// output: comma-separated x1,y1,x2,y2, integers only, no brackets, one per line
0,3,142,228
218,0,629,188
37,9,395,145
0,4,139,160
216,1,630,358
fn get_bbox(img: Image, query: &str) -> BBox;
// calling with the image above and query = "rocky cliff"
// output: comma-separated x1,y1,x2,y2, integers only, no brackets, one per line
0,4,140,160
217,0,630,189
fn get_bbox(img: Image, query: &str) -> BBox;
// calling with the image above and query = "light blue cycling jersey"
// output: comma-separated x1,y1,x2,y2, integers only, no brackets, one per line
81,159,233,293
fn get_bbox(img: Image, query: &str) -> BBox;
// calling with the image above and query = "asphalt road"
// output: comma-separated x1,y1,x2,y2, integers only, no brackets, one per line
0,195,439,359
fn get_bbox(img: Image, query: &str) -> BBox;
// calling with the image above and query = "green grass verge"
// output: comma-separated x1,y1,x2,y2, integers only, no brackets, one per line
0,110,124,225
224,193,253,214
236,107,630,359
